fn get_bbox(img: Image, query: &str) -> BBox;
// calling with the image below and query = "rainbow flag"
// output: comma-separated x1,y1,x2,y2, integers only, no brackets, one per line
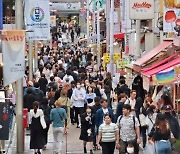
155,67,175,84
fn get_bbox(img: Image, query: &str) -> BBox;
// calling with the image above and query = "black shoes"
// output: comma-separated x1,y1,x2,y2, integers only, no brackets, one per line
84,147,87,153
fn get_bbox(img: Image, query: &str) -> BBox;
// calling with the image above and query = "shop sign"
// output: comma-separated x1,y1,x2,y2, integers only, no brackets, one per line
117,58,129,69
163,0,180,33
129,0,155,20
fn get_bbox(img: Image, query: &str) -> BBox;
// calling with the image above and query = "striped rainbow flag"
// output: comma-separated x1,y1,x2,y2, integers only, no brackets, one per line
155,67,175,84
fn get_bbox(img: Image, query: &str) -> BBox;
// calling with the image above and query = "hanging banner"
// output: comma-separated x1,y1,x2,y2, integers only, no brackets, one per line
0,101,10,140
25,0,50,40
163,0,180,33
2,30,25,86
129,0,155,20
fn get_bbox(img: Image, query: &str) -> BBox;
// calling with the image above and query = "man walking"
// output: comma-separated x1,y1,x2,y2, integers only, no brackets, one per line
117,104,141,154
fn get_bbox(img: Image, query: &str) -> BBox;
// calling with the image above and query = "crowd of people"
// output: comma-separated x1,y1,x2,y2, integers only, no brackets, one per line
22,22,180,154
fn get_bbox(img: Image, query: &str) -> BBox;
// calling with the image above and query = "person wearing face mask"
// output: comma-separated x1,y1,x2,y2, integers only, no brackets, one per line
85,86,96,107
72,82,86,128
126,142,135,154
79,106,95,154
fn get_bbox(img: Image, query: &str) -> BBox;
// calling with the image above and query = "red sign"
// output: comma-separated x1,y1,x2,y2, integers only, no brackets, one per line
132,2,151,9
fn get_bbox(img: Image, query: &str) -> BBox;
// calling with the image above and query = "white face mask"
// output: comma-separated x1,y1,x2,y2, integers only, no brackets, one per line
77,85,81,89
127,147,134,153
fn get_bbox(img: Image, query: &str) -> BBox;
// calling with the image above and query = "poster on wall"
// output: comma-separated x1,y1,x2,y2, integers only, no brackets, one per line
24,0,50,40
2,30,25,86
163,0,180,33
129,0,155,20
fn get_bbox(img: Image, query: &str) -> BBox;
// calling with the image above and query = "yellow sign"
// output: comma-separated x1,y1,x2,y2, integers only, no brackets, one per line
113,53,121,61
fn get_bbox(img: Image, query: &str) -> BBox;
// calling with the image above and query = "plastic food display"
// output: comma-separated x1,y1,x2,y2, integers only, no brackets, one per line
164,0,175,8
164,0,180,8
174,0,180,8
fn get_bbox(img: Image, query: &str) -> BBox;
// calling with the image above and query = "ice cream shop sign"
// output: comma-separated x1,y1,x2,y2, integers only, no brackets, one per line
130,0,155,20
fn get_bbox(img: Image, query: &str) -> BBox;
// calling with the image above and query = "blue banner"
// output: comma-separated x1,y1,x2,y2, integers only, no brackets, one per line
0,0,3,30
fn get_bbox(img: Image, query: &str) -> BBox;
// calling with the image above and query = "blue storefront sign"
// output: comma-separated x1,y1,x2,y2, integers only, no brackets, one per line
0,0,3,30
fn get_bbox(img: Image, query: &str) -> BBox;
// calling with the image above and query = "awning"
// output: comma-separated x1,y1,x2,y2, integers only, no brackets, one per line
134,41,173,66
142,53,178,72
114,33,124,39
142,56,180,77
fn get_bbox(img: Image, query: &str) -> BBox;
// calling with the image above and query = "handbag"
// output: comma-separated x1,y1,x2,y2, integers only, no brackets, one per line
139,107,147,127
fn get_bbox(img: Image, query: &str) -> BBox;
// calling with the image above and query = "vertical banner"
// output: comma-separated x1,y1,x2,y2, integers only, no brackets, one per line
163,1,180,33
2,30,25,86
0,0,3,30
25,0,50,40
0,100,10,140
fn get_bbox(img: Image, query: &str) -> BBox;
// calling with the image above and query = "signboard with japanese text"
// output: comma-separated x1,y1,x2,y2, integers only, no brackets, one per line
0,99,10,140
2,30,25,86
129,0,155,19
163,0,180,33
25,0,50,40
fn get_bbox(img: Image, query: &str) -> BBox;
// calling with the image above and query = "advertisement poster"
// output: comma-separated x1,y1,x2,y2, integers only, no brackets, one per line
25,0,50,40
129,0,155,20
2,30,25,86
0,101,10,140
163,0,180,33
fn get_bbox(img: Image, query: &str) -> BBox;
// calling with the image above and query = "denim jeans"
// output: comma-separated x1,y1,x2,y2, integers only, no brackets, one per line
155,140,171,154
53,127,64,153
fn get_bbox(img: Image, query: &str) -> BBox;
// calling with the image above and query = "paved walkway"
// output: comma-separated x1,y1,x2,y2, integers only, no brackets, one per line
9,124,121,154
7,122,180,154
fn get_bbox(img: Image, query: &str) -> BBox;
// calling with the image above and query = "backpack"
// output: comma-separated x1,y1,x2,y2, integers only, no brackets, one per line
117,115,136,130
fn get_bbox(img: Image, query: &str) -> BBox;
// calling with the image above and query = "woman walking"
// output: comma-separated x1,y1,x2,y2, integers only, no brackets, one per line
50,99,67,154
97,114,120,154
30,101,47,154
40,97,51,150
148,113,172,154
56,88,72,127
79,106,95,154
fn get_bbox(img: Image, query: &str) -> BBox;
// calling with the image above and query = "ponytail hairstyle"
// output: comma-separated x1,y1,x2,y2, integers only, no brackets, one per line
33,101,39,114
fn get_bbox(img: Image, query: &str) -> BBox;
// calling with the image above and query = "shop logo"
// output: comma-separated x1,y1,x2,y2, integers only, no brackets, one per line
132,2,152,9
30,7,45,22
